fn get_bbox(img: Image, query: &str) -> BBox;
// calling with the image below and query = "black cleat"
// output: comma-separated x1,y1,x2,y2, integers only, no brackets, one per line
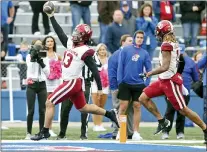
56,135,67,140
80,135,88,140
109,109,120,128
154,119,170,135
30,131,50,141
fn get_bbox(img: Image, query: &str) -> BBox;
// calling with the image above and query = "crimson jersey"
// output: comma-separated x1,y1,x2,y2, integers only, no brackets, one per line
62,45,95,80
159,41,180,79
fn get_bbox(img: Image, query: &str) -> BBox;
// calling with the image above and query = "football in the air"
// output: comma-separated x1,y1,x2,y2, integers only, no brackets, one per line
43,1,55,14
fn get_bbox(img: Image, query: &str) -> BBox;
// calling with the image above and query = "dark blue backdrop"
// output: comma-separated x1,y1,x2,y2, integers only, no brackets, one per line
1,90,204,122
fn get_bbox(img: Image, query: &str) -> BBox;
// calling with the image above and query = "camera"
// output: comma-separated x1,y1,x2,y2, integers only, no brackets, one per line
30,44,48,62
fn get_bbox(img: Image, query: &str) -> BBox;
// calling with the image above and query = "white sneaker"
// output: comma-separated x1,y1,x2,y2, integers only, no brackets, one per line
162,132,169,140
116,131,120,140
132,132,143,141
177,133,185,139
49,130,57,137
25,133,31,140
93,125,106,132
97,125,107,131
93,125,98,131
34,31,41,35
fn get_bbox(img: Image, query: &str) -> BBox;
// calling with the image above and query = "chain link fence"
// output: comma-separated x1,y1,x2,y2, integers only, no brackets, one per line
1,62,27,89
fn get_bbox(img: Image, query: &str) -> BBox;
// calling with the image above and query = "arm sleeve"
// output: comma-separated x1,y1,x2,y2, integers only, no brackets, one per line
41,58,50,77
84,56,102,90
180,2,193,12
177,54,185,74
161,43,173,52
197,2,205,12
50,16,68,48
197,52,207,69
105,27,116,54
192,63,199,82
117,50,125,85
136,18,149,31
144,52,152,86
149,17,158,34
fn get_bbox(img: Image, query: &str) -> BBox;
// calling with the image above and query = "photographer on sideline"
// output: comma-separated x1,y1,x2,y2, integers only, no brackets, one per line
25,39,50,139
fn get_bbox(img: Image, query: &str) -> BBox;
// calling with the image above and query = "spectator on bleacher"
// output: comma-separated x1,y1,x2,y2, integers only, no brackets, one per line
16,41,29,62
120,1,136,36
108,34,134,139
125,1,144,17
117,30,152,140
25,39,50,139
91,43,109,132
1,1,14,55
29,1,53,35
16,41,29,90
69,1,92,32
197,52,207,124
162,44,199,140
42,36,62,137
9,1,19,43
136,3,158,60
180,1,205,46
97,1,120,43
105,10,129,54
152,1,176,22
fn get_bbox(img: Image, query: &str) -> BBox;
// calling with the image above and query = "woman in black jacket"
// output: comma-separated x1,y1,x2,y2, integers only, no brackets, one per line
180,1,205,46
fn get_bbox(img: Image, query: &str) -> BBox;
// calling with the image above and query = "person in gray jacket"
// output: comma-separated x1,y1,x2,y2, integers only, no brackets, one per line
120,1,136,36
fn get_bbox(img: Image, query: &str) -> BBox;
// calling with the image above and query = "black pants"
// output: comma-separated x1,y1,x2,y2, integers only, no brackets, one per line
163,95,190,134
26,81,47,134
1,24,9,53
29,1,50,34
58,81,91,137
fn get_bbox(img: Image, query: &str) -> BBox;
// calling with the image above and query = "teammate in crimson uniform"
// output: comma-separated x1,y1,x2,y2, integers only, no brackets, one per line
31,7,119,141
138,20,207,143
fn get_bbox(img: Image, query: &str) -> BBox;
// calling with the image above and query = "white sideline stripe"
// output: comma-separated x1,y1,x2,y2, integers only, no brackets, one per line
2,140,205,144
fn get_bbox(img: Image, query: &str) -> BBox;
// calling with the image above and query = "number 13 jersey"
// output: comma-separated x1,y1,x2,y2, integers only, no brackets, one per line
62,45,95,80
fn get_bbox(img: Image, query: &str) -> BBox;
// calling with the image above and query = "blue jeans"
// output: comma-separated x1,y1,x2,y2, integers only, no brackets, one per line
182,23,200,46
70,4,91,32
99,22,109,43
204,85,207,124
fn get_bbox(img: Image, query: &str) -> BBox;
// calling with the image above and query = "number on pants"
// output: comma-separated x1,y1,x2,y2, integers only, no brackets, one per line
63,52,73,68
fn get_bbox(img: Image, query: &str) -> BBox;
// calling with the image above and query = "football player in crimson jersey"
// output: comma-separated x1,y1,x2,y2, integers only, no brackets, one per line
31,5,119,141
138,20,207,143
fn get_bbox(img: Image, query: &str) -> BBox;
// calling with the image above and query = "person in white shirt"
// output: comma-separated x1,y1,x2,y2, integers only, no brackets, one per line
25,39,50,140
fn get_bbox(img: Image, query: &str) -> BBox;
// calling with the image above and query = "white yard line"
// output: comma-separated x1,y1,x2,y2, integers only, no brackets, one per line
2,140,204,144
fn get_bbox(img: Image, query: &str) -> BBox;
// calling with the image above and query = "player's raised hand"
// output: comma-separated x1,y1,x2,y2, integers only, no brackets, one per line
43,1,55,18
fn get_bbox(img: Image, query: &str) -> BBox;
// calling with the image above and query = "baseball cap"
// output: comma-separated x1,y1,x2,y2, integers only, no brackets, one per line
122,1,128,6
